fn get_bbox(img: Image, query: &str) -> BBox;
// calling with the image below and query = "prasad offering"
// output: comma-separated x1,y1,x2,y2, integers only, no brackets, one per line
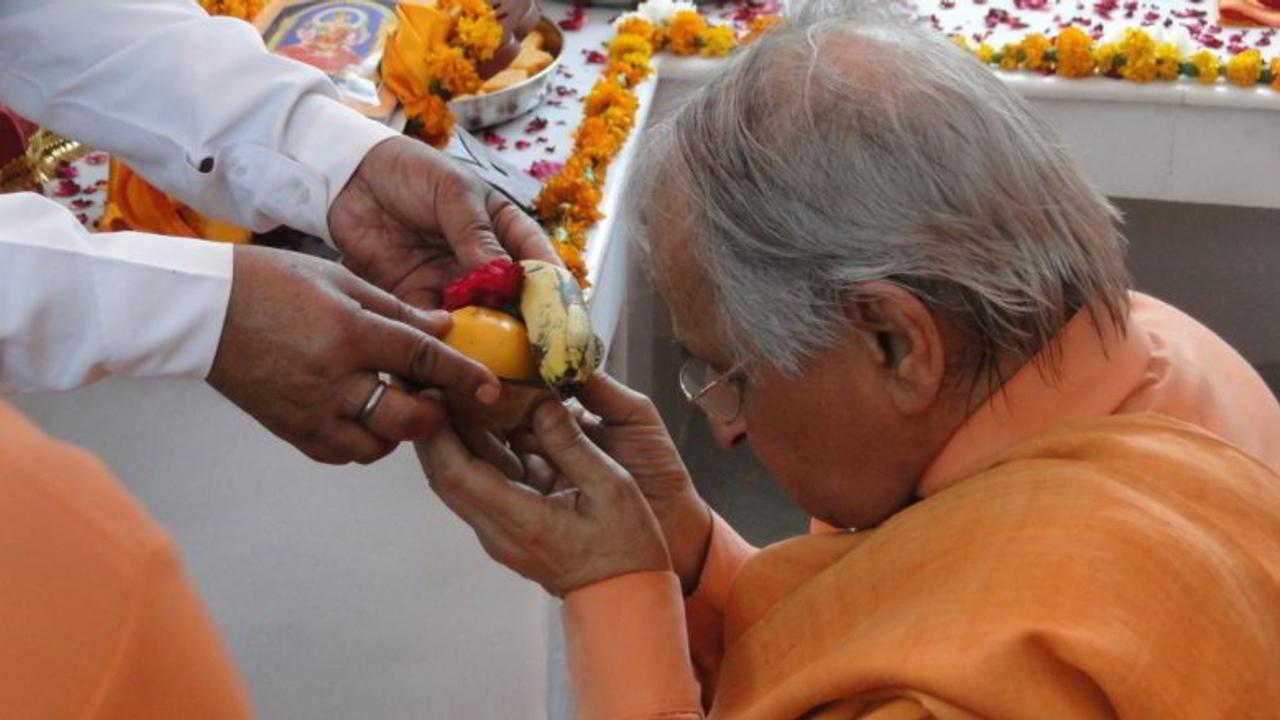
441,259,601,430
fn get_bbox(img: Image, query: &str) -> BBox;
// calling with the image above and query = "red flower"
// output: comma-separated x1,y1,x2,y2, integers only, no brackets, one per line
528,160,563,180
52,179,81,197
559,3,587,31
442,259,526,311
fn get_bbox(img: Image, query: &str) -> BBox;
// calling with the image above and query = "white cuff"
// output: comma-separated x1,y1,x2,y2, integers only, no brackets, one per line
277,95,400,246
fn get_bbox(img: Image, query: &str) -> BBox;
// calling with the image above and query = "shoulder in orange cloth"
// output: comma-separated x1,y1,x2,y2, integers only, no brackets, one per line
100,159,252,243
709,413,1280,718
0,401,251,718
1220,0,1280,26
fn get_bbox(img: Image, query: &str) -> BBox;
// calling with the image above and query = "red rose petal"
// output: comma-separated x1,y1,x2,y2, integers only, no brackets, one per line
558,3,586,31
524,116,548,134
528,159,564,180
54,162,79,180
442,259,526,311
583,49,607,64
482,130,508,151
515,140,532,150
52,179,81,197
85,152,109,166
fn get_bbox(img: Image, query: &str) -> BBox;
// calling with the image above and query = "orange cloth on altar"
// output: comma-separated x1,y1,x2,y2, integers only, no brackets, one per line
563,292,1280,719
100,159,252,243
0,400,252,718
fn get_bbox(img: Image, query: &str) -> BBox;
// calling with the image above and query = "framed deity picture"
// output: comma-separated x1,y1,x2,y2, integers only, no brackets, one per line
255,0,400,121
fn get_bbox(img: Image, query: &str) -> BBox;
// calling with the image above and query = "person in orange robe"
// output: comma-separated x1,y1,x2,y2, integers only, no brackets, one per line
416,3,1280,718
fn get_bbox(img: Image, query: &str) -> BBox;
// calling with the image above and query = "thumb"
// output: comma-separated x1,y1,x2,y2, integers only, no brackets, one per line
436,163,508,269
576,373,659,425
531,400,626,493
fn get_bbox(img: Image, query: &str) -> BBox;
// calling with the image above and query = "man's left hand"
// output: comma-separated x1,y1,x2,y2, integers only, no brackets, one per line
328,135,556,309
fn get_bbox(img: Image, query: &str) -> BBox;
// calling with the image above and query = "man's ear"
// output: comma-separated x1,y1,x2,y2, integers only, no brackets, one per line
844,281,947,415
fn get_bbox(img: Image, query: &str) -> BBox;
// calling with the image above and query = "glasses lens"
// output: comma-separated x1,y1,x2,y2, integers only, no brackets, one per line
678,357,742,422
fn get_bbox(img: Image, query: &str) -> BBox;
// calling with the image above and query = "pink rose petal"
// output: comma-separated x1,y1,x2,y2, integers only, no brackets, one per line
528,160,563,180
52,179,81,197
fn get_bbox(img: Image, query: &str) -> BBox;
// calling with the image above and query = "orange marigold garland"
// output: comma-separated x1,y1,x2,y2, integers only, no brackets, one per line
532,4,780,283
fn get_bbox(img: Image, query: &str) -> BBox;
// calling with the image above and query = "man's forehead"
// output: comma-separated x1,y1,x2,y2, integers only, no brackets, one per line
648,216,731,365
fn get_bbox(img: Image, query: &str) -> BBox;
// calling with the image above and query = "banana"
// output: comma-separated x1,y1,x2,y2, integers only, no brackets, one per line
519,260,602,391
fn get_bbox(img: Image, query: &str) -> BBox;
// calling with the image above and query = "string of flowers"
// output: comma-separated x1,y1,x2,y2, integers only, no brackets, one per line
381,0,503,148
536,1,778,283
953,26,1280,89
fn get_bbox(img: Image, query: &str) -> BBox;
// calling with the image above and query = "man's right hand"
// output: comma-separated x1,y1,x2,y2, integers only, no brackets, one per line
514,373,714,593
207,245,501,465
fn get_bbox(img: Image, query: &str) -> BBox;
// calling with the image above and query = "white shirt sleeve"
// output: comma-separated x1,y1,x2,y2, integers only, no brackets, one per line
0,194,233,394
0,0,399,243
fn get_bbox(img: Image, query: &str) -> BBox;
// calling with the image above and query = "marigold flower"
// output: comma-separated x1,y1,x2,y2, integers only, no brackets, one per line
574,115,629,158
1153,42,1181,81
997,43,1020,71
1119,28,1157,83
1055,27,1094,78
743,14,782,44
1093,42,1122,76
609,33,654,65
424,47,482,96
976,43,995,64
1226,48,1263,87
404,93,454,148
535,160,603,228
1020,33,1051,71
1270,57,1280,90
951,35,971,52
698,25,736,57
1187,49,1220,84
615,17,665,50
455,14,502,62
605,57,652,86
584,79,638,127
667,9,706,55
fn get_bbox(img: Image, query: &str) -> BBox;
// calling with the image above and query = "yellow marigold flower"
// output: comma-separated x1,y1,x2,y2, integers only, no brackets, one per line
1055,26,1094,78
423,47,481,96
200,0,265,20
536,160,603,228
551,237,589,287
951,35,971,52
1119,28,1157,83
697,25,736,58
574,115,627,157
1188,49,1220,84
976,43,995,64
404,93,454,148
1226,48,1263,86
584,79,638,124
616,17,665,51
1153,42,1181,81
667,9,706,56
1270,57,1280,90
609,34,653,63
454,14,502,62
743,14,782,44
997,43,1020,71
1020,33,1051,71
605,58,652,87
1093,42,1122,75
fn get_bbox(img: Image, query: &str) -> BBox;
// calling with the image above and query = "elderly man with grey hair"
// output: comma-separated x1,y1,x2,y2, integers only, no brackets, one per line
418,2,1280,717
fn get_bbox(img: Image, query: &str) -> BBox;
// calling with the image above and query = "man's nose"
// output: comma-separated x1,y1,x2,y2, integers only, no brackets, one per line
706,412,748,450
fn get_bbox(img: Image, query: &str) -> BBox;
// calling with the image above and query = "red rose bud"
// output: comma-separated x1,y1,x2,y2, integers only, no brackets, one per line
443,259,526,311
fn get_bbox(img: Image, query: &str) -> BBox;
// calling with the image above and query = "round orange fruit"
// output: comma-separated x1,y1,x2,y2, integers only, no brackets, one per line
442,306,537,382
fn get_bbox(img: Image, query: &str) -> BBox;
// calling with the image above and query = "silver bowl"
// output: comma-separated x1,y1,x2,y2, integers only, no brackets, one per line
448,18,565,131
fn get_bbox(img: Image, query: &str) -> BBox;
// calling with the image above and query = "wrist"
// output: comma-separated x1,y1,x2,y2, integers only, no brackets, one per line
658,492,714,595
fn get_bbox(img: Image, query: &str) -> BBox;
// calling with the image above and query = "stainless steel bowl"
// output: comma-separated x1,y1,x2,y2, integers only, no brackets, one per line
448,18,565,131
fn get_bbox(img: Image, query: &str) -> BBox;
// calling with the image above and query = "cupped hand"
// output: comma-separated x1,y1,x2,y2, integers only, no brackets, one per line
417,400,670,597
512,374,714,594
207,245,501,464
328,136,555,309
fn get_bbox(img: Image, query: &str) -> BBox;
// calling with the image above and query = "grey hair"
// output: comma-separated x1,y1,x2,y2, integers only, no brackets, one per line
633,0,1130,389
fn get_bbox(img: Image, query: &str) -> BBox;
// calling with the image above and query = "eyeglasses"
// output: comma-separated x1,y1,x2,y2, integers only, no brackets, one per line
679,356,749,423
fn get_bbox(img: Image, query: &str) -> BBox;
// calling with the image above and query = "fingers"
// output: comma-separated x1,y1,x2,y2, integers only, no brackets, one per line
576,373,660,425
530,401,628,493
347,279,453,337
309,420,395,465
356,311,501,403
457,423,524,480
344,375,448,442
486,190,559,264
416,425,544,529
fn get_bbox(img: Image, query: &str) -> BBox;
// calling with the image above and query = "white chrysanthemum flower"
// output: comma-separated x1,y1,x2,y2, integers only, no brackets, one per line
621,0,697,26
